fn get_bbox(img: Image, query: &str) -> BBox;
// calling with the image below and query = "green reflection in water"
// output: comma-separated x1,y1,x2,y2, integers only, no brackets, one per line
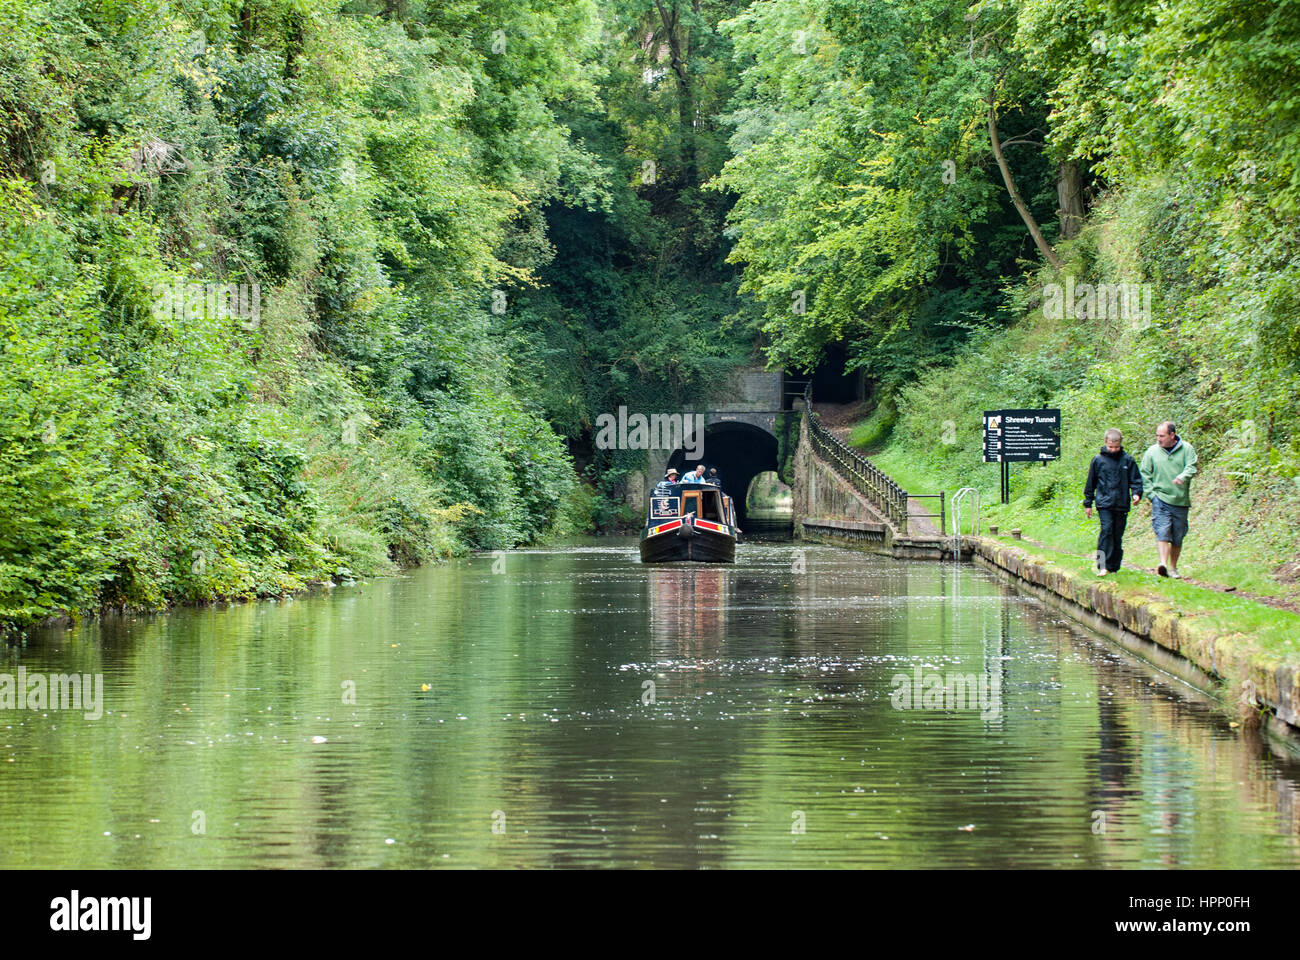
1,540,1297,868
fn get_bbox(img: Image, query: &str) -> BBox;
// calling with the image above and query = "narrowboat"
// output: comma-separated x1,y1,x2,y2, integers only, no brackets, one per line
639,482,740,563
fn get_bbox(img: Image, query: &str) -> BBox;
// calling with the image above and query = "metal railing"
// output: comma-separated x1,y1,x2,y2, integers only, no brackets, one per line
908,492,946,537
951,487,980,562
783,378,812,407
803,384,910,533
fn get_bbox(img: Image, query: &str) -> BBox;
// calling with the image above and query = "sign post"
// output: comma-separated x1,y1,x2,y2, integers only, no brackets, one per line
983,409,1061,504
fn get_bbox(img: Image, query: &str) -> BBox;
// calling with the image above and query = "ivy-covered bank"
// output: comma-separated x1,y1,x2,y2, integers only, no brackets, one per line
854,180,1300,610
1,0,600,629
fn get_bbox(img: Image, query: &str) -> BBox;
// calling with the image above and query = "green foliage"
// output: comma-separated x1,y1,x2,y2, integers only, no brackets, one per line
0,182,125,623
1019,0,1300,222
774,410,801,486
505,0,754,480
864,175,1300,595
847,400,896,452
1013,0,1300,455
0,0,601,628
712,0,1058,386
539,478,597,542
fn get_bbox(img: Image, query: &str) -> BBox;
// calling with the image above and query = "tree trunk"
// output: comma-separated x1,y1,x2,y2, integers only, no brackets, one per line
677,73,696,190
988,104,1062,269
656,0,696,189
1056,160,1084,241
239,2,254,55
285,11,305,77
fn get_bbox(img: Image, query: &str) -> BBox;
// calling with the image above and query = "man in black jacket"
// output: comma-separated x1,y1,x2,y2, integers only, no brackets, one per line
1083,429,1143,576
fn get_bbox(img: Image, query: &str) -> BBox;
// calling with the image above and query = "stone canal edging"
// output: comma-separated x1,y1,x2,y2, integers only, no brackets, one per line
791,396,1300,742
798,516,1300,741
799,517,959,560
969,536,1300,740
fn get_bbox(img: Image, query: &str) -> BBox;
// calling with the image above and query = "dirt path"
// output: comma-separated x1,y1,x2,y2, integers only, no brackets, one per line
905,496,942,536
876,459,1298,614
810,401,872,442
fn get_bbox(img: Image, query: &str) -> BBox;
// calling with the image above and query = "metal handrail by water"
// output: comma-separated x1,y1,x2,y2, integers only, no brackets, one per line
951,487,980,562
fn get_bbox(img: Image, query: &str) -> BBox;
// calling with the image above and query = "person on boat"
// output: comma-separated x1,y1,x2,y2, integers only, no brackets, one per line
653,467,680,494
706,467,722,486
681,464,706,483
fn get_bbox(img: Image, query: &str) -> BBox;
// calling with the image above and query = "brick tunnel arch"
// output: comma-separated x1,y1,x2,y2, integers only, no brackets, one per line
666,421,779,527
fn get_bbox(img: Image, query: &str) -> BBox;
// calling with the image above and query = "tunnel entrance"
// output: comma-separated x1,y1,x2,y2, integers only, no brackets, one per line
744,470,794,538
667,421,779,529
808,343,865,404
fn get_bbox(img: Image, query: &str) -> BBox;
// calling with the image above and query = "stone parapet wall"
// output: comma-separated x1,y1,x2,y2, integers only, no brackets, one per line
712,367,784,412
791,414,892,529
969,537,1300,738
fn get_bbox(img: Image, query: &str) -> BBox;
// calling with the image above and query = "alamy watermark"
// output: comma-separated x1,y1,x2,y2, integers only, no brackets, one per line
1041,277,1151,325
594,406,705,458
151,280,260,329
50,891,150,940
890,666,1000,721
0,668,104,720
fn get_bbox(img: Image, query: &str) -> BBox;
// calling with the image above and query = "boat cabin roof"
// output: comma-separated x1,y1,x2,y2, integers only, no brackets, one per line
649,482,735,526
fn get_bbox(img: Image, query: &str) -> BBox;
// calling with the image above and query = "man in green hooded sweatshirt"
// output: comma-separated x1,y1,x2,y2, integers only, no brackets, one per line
1139,421,1198,579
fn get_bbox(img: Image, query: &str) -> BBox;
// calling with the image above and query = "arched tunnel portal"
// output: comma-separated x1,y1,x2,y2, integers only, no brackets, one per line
665,420,789,531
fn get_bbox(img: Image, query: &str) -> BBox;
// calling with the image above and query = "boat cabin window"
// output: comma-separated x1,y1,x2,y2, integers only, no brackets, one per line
682,489,723,521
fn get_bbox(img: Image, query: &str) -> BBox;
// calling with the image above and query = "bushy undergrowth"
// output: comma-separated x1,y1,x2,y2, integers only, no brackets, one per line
0,0,594,629
862,179,1300,596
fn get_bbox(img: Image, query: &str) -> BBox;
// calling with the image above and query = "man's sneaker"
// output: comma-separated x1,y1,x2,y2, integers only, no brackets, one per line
1096,568,1108,577
1157,564,1169,577
1169,568,1182,579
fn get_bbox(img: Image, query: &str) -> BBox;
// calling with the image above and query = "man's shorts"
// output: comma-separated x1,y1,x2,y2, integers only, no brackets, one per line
1151,496,1189,546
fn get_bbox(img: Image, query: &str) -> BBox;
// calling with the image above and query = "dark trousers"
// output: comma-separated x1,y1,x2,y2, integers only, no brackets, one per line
1097,508,1129,572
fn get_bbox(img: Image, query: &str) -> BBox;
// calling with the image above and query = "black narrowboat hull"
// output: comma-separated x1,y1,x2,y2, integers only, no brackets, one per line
639,518,737,563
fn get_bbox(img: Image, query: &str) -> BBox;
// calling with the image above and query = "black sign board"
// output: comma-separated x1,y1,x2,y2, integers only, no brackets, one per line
982,411,1003,463
649,496,680,520
985,407,1061,505
1001,408,1061,462
983,409,1060,463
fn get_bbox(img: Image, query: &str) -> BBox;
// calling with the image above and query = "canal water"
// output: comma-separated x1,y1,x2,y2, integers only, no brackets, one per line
2,540,1298,869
